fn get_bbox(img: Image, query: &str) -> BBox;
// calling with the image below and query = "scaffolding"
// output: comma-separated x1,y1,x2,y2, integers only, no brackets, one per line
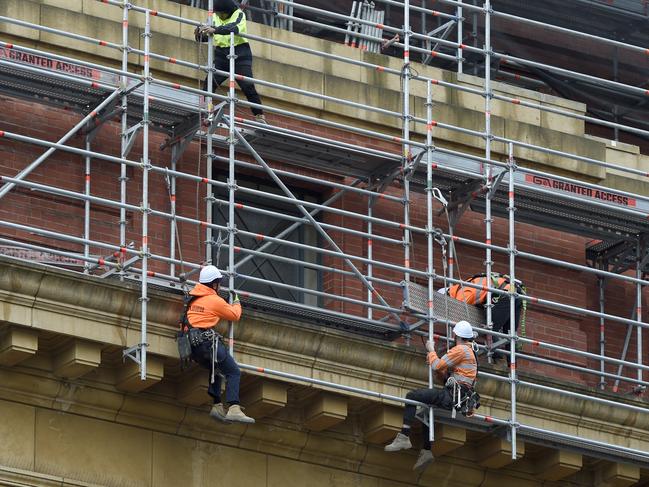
0,0,648,466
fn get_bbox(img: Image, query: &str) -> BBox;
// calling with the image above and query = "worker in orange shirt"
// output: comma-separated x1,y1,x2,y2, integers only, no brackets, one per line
185,265,254,424
384,321,478,471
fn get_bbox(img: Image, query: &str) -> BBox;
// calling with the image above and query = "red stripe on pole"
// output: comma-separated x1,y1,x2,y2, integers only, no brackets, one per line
236,203,244,209
367,239,372,246
6,43,13,49
144,55,150,62
532,340,540,346
393,137,402,143
486,239,491,245
484,416,493,423
151,10,158,16
257,367,265,373
431,79,439,85
0,131,4,138
256,234,264,241
375,66,385,72
90,111,97,118
202,178,209,183
452,236,459,241
172,83,180,89
432,10,440,16
229,81,235,88
508,191,514,199
510,363,516,370
430,51,438,57
404,50,409,59
85,175,90,182
448,257,454,264
511,99,520,105
234,246,241,253
123,21,128,27
200,221,208,227
459,44,466,49
376,23,384,29
235,117,244,122
142,236,148,245
612,385,619,393
99,40,107,46
428,300,433,308
168,57,177,64
147,271,155,277
120,247,127,254
98,258,105,265
236,74,244,81
91,82,100,89
170,195,176,202
405,259,410,267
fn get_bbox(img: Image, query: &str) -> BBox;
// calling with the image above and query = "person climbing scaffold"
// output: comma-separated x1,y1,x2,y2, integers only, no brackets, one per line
177,265,255,424
194,0,267,123
384,320,479,471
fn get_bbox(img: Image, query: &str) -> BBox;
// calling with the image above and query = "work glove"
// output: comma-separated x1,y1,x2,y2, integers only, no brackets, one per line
229,290,240,303
425,340,435,353
426,351,437,366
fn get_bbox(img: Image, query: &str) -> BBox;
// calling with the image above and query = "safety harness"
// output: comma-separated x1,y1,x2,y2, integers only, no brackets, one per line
176,293,221,384
445,343,481,418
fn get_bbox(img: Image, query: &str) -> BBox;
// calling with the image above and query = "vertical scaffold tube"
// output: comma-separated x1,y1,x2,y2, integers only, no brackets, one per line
119,2,129,277
228,31,236,355
599,276,606,390
403,0,411,289
483,0,494,359
637,243,643,387
140,10,152,380
426,79,435,442
206,1,215,264
84,137,91,273
170,160,177,278
457,0,463,74
507,141,518,458
367,198,373,320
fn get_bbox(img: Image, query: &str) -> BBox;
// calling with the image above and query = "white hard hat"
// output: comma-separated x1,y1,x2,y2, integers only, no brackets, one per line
453,320,474,339
199,265,223,283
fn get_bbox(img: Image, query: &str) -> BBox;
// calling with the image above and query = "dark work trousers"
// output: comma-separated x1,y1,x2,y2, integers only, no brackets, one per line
403,387,453,449
203,51,263,116
490,295,522,360
191,338,241,405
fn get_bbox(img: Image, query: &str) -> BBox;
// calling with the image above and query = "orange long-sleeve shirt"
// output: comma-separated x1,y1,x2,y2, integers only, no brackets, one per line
426,344,477,386
186,283,242,329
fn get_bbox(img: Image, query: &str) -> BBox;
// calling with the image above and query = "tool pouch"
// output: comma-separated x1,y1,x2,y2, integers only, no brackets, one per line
176,331,193,370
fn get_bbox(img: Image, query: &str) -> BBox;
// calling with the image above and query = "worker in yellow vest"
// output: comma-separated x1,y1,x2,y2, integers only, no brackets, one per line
195,0,266,123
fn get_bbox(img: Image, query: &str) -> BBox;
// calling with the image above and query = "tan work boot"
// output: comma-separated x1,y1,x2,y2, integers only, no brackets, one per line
255,114,268,124
413,449,434,471
209,403,231,424
384,432,412,452
225,404,255,424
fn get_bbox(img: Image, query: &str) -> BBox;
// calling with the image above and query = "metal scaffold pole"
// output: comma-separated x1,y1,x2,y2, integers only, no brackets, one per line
119,1,129,277
636,242,644,390
402,0,412,293
228,29,236,355
84,137,91,273
206,0,215,264
507,141,518,459
426,79,435,443
136,10,152,380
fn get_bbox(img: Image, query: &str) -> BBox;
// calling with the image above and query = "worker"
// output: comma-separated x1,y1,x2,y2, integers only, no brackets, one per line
194,0,267,123
185,265,255,424
384,320,478,471
447,272,523,345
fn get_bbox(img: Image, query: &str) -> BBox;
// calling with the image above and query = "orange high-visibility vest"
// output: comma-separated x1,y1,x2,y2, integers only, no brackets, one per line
448,275,510,305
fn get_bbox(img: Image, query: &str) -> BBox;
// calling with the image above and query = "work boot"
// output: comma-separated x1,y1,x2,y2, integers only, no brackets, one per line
413,449,434,471
384,433,412,452
255,114,268,124
209,403,231,424
225,404,255,424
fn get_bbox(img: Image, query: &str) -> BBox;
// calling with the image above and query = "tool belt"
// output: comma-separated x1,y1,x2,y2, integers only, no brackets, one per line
176,328,220,370
446,377,481,418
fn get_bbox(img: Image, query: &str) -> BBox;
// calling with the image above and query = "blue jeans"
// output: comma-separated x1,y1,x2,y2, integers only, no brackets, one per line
191,338,241,405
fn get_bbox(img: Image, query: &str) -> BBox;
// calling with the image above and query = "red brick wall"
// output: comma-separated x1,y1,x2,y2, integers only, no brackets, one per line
1,94,648,392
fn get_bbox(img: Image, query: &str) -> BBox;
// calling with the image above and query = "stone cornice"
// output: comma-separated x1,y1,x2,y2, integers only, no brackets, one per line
1,256,649,460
